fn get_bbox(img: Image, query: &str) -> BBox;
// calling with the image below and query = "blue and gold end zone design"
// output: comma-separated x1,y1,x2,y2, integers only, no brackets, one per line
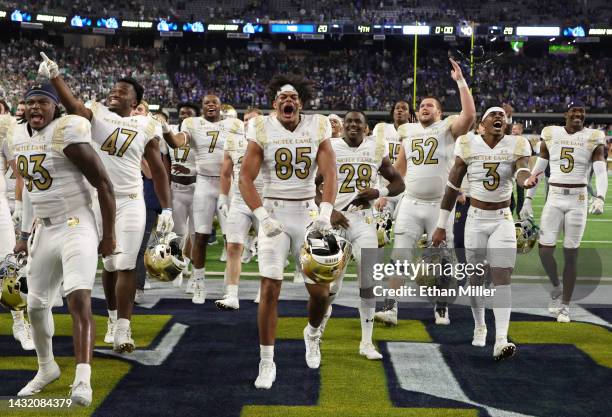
1,299,611,417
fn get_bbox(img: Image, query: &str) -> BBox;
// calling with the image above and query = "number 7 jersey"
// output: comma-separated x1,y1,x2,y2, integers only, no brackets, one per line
246,114,331,200
89,102,162,195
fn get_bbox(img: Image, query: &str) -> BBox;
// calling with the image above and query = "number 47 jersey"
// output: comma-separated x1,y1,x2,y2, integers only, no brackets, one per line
89,102,162,195
246,114,331,200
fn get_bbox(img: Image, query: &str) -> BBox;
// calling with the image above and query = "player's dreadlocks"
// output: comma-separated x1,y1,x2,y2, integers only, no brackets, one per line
267,74,315,106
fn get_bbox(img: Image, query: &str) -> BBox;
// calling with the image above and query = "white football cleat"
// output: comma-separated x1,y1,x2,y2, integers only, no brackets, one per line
254,289,261,304
144,279,151,290
104,318,115,344
319,305,333,336
254,360,276,389
53,296,64,307
557,306,571,323
173,272,184,287
18,361,61,396
359,341,383,360
185,277,195,294
113,325,135,353
374,302,398,326
472,325,487,347
192,281,206,304
303,326,321,369
493,339,516,361
70,381,92,406
434,306,450,325
13,322,35,351
215,295,239,310
548,286,562,314
241,245,253,264
293,270,304,283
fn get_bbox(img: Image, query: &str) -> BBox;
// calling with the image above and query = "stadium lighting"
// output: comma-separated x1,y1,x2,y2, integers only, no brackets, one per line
549,37,555,42
515,26,560,37
402,25,430,35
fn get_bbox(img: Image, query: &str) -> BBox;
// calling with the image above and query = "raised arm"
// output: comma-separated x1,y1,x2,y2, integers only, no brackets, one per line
449,58,476,139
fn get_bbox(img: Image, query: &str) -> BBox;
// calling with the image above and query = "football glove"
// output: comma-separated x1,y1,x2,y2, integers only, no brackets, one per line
589,197,604,215
519,198,533,220
217,194,229,218
311,202,333,232
12,200,22,228
253,207,283,237
38,52,59,79
157,208,174,234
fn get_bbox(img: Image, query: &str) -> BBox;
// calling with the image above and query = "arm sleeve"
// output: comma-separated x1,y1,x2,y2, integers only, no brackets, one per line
593,160,608,199
21,190,34,233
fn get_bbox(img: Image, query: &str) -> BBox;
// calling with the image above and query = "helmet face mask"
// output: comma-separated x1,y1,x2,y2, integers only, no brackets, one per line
375,210,392,248
515,218,539,254
0,254,28,311
144,232,187,282
300,227,352,284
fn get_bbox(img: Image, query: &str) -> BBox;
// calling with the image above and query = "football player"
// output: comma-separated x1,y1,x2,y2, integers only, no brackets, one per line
9,83,116,405
215,107,263,310
0,114,34,350
160,95,244,304
432,106,534,360
328,114,343,138
239,75,337,389
39,53,173,353
165,102,200,291
520,101,607,322
316,110,404,359
376,58,476,326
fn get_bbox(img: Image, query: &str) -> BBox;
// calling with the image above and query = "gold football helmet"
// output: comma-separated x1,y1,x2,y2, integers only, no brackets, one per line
220,104,238,119
300,227,352,284
144,232,187,282
413,245,457,289
516,218,539,254
375,210,392,248
0,253,28,311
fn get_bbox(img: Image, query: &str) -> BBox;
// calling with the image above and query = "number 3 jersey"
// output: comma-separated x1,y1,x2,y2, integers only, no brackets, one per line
6,115,93,218
181,117,244,177
331,135,388,211
541,125,605,185
398,116,457,201
246,114,332,200
455,132,531,202
89,102,162,195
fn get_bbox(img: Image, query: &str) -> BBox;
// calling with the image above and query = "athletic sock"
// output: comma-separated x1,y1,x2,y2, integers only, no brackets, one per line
193,267,206,283
359,307,375,344
492,285,511,341
116,318,130,330
108,310,117,321
227,284,238,298
75,363,91,384
306,323,320,338
260,345,274,362
470,292,486,328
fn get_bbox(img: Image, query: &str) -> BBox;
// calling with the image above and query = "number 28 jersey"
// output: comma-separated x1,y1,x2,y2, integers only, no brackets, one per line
455,132,531,203
247,114,331,200
89,102,162,195
542,125,605,185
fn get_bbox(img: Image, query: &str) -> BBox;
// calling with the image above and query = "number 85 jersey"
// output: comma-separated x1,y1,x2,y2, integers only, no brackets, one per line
246,114,331,200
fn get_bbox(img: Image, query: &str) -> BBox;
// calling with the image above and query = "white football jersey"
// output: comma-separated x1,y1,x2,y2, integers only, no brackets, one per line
89,102,162,195
331,135,388,210
372,122,403,164
182,117,244,177
224,132,264,194
542,125,605,184
168,123,196,177
398,116,457,201
455,132,531,203
246,114,331,199
6,115,93,217
0,115,18,194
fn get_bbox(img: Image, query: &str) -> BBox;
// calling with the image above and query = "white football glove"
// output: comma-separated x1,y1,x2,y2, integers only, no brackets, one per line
160,119,171,134
39,52,59,79
311,202,333,232
589,197,604,215
253,207,283,237
519,198,533,220
12,200,23,228
217,194,229,218
157,208,174,234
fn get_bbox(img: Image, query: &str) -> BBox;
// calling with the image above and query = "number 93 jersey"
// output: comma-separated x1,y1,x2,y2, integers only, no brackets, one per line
246,114,331,200
542,125,605,185
455,132,531,203
89,102,162,195
6,115,93,218
331,135,388,210
398,117,457,201
182,117,244,177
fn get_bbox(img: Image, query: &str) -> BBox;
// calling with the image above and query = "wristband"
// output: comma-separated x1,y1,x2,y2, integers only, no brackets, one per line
446,181,460,191
218,194,228,205
19,231,30,241
319,202,333,222
253,206,270,222
162,207,173,212
375,186,389,198
456,79,468,89
15,200,22,210
436,209,451,229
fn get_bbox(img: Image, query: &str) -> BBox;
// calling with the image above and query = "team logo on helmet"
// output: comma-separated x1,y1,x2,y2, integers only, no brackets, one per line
144,232,187,282
515,218,539,254
0,253,28,311
220,104,238,119
300,226,352,284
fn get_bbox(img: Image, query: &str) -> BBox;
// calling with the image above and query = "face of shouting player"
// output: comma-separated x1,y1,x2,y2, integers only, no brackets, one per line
108,81,138,116
565,106,585,132
418,98,442,126
344,111,367,146
482,111,507,139
274,91,302,130
393,101,411,126
25,95,56,130
202,95,221,122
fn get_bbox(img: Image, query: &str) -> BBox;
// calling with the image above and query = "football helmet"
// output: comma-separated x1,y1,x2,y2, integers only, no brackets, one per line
515,218,539,254
144,232,187,282
375,210,392,248
300,226,352,284
413,244,457,289
220,104,238,119
0,253,28,311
